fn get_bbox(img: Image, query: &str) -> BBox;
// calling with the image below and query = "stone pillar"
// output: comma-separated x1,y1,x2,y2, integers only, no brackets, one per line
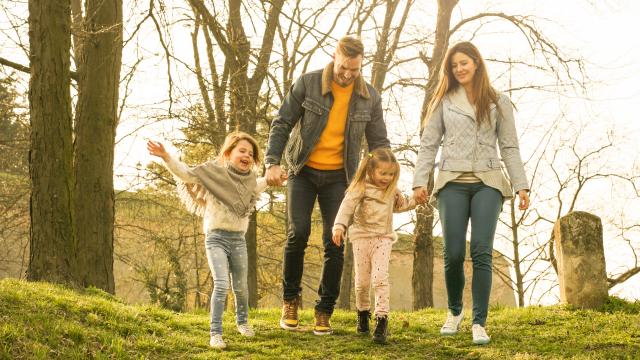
554,211,608,309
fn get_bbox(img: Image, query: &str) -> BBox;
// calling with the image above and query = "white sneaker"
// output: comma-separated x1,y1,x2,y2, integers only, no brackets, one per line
440,311,464,335
237,323,255,337
209,334,226,349
472,324,491,345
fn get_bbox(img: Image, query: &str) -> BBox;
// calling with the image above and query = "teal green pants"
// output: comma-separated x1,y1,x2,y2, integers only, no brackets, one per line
437,182,502,326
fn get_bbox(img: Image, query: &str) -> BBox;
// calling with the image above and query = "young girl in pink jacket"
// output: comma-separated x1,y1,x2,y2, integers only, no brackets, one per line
332,147,416,344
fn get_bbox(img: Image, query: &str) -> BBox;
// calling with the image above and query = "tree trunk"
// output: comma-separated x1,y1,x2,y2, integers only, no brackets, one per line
72,0,123,293
189,0,284,306
412,175,435,309
412,0,458,310
246,212,259,308
337,238,354,309
27,0,77,286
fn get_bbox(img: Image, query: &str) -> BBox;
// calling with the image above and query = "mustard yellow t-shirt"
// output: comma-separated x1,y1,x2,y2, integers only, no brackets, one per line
306,81,353,170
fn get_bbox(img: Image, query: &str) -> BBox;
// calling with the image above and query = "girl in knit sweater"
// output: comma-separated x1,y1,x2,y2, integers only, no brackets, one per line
148,131,281,349
332,147,415,344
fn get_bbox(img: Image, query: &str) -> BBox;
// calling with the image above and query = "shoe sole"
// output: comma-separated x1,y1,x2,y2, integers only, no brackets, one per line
440,330,459,336
279,319,299,331
473,338,490,345
313,330,332,336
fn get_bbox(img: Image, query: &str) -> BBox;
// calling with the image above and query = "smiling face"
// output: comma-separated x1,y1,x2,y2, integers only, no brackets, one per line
227,139,255,172
451,51,478,87
333,50,363,87
371,161,397,189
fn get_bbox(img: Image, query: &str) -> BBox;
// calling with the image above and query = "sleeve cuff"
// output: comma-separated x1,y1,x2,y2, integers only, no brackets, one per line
332,224,347,233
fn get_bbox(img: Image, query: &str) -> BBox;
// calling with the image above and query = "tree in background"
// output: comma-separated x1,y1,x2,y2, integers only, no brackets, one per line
26,0,76,286
71,0,123,293
0,75,29,277
5,0,123,293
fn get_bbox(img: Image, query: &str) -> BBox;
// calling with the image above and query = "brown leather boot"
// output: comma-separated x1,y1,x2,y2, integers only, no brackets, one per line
279,296,300,330
313,309,332,335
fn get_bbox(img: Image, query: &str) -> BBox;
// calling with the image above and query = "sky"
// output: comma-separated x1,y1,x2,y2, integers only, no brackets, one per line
1,0,639,303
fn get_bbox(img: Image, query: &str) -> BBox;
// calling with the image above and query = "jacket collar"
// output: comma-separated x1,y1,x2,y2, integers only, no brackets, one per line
321,62,370,99
448,85,476,120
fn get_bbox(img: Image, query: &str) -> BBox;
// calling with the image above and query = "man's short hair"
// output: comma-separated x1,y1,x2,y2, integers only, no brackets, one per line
337,36,364,58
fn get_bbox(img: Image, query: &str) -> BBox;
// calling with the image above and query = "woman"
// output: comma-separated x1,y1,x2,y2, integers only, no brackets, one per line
413,41,530,345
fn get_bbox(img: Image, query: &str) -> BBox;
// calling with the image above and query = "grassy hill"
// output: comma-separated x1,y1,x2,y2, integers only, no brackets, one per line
1,279,639,359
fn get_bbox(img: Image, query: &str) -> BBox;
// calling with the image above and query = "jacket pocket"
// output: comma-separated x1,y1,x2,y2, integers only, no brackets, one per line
351,111,371,122
302,98,326,116
487,158,502,170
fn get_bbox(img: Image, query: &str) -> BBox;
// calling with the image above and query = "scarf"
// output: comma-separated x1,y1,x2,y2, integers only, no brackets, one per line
175,161,258,218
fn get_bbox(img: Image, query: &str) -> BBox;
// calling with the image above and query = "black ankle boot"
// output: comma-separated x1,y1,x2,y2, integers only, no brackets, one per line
372,315,388,344
357,310,370,334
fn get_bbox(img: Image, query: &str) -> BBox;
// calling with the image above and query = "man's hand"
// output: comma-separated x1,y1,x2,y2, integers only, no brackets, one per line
147,140,169,162
266,165,285,186
413,186,429,205
332,228,344,247
518,190,530,211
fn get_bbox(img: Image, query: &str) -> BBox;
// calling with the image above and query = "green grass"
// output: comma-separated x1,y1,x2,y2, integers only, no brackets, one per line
1,279,639,359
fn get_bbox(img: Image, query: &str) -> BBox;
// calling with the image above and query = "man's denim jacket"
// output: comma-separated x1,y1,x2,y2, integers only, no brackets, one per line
265,62,390,182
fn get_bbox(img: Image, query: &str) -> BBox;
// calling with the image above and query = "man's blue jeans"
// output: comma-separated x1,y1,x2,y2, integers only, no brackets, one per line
282,166,347,314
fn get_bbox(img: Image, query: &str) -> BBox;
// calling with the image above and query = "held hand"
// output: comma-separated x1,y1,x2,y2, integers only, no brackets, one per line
147,140,169,161
413,186,429,205
266,165,284,186
332,229,344,247
518,190,530,210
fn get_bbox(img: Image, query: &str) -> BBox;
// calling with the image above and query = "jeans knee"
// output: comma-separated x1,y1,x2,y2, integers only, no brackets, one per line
471,252,493,270
213,280,230,295
445,251,466,268
233,284,248,298
286,226,310,252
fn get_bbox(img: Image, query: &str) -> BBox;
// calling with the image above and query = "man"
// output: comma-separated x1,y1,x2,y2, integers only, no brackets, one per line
264,36,390,335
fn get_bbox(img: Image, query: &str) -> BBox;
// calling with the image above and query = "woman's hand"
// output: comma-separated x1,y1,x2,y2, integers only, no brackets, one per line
332,228,344,247
413,186,429,205
518,190,530,210
147,140,169,161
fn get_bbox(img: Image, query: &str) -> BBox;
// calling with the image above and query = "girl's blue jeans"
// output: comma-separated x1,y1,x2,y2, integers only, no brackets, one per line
205,229,249,335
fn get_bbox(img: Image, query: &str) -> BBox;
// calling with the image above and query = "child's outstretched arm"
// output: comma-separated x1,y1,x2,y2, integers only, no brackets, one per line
393,189,417,213
147,140,169,161
147,140,200,184
331,189,364,247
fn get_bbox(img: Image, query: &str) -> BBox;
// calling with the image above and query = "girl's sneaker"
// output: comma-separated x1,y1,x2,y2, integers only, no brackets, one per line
209,334,226,349
440,311,464,335
471,324,490,345
237,323,255,337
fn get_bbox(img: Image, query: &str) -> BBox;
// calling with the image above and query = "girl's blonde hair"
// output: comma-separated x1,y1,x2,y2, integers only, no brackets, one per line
216,131,262,166
423,41,499,127
346,147,399,199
